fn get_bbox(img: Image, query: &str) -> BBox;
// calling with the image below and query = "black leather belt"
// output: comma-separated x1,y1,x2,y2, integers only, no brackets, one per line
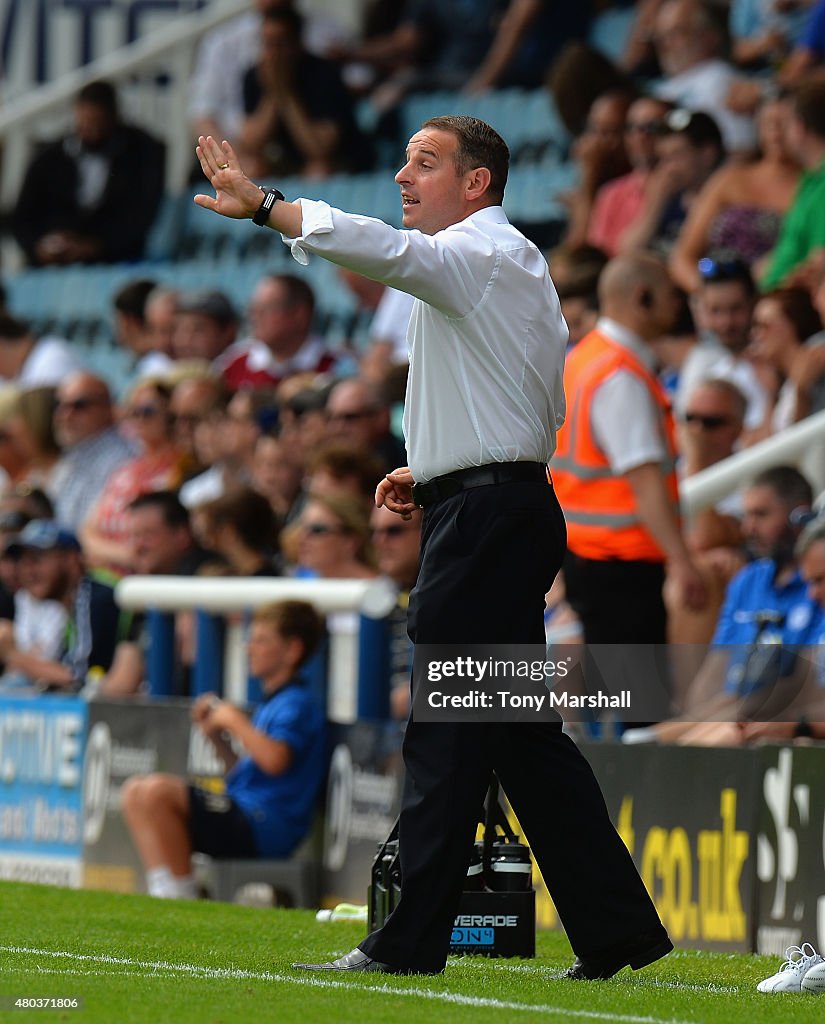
411,462,548,509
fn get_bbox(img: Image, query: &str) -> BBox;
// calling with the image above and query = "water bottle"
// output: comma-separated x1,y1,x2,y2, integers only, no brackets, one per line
386,840,402,915
488,837,532,891
368,840,391,931
316,903,368,922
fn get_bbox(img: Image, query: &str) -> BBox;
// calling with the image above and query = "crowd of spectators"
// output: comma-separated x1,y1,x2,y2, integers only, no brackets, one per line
4,0,825,747
0,260,416,700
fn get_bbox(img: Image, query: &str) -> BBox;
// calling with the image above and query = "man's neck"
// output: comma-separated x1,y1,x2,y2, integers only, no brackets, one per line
804,140,825,172
266,334,307,362
262,669,298,695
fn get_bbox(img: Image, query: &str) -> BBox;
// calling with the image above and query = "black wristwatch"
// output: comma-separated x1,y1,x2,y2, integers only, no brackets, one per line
252,186,285,226
795,716,813,739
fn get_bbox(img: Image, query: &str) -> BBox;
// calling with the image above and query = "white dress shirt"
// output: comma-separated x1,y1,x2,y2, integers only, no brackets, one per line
369,286,416,364
284,201,567,481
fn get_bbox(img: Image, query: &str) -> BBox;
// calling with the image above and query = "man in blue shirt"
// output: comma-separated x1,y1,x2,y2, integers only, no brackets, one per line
121,600,326,899
647,466,823,744
740,516,825,743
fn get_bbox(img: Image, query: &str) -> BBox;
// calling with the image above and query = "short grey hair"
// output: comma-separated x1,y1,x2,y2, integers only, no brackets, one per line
795,517,825,560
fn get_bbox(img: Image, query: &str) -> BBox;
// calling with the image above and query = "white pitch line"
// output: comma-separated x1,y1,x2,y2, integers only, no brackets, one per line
0,945,695,1024
454,957,740,995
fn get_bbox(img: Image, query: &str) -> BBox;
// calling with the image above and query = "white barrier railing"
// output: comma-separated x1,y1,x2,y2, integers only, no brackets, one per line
115,575,397,715
116,575,397,616
681,407,825,517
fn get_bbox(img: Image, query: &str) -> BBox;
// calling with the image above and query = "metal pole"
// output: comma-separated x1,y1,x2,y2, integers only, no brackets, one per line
146,610,175,697
192,610,224,697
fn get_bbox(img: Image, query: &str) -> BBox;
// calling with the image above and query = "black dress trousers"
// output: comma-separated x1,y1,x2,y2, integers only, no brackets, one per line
359,477,668,973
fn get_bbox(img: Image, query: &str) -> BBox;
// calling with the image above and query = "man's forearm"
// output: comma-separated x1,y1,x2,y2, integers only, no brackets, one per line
625,461,690,564
3,647,73,687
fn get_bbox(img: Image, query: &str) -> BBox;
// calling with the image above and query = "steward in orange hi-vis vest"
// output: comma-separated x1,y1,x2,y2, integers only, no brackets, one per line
552,328,680,562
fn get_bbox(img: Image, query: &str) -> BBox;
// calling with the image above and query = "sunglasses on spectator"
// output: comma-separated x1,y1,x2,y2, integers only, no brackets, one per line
303,522,345,536
328,409,373,423
371,524,408,539
683,412,734,429
128,405,162,419
56,396,105,413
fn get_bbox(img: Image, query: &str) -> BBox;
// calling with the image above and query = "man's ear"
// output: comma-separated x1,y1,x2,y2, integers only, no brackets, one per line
285,635,305,671
465,166,492,201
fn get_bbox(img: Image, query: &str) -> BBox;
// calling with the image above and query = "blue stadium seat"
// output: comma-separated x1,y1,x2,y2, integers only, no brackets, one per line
180,189,259,261
144,193,186,263
588,5,636,63
83,342,134,391
504,161,578,225
7,268,59,324
400,88,569,162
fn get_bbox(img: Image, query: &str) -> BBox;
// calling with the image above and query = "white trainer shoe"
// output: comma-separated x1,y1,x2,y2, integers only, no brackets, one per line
801,960,825,994
757,943,824,992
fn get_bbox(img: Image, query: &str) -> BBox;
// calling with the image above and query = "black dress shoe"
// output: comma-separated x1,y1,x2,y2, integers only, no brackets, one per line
563,934,673,980
292,947,398,973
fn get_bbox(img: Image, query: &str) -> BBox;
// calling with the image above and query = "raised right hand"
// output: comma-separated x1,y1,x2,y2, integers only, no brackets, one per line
194,136,265,220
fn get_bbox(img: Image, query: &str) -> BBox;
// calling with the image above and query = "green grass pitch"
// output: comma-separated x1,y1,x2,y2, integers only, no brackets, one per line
0,881,822,1024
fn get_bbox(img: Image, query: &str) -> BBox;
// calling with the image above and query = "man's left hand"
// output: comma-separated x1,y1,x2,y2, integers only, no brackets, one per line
376,467,416,518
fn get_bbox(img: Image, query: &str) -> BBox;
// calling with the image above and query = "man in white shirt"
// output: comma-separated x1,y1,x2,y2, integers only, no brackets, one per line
193,119,671,980
676,258,768,436
652,0,756,153
0,314,83,387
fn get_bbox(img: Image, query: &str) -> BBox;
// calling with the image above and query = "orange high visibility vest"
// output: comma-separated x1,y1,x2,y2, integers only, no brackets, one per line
552,328,679,562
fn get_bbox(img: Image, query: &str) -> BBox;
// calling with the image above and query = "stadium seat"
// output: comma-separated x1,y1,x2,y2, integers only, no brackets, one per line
144,193,187,263
180,189,258,261
194,854,320,909
504,161,578,224
400,88,569,163
588,5,636,63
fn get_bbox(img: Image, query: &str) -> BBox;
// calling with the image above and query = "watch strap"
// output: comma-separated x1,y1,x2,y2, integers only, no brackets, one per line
253,186,285,226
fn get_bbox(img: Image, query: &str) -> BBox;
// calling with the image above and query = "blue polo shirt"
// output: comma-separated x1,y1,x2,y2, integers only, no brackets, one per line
226,681,325,858
712,559,825,695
